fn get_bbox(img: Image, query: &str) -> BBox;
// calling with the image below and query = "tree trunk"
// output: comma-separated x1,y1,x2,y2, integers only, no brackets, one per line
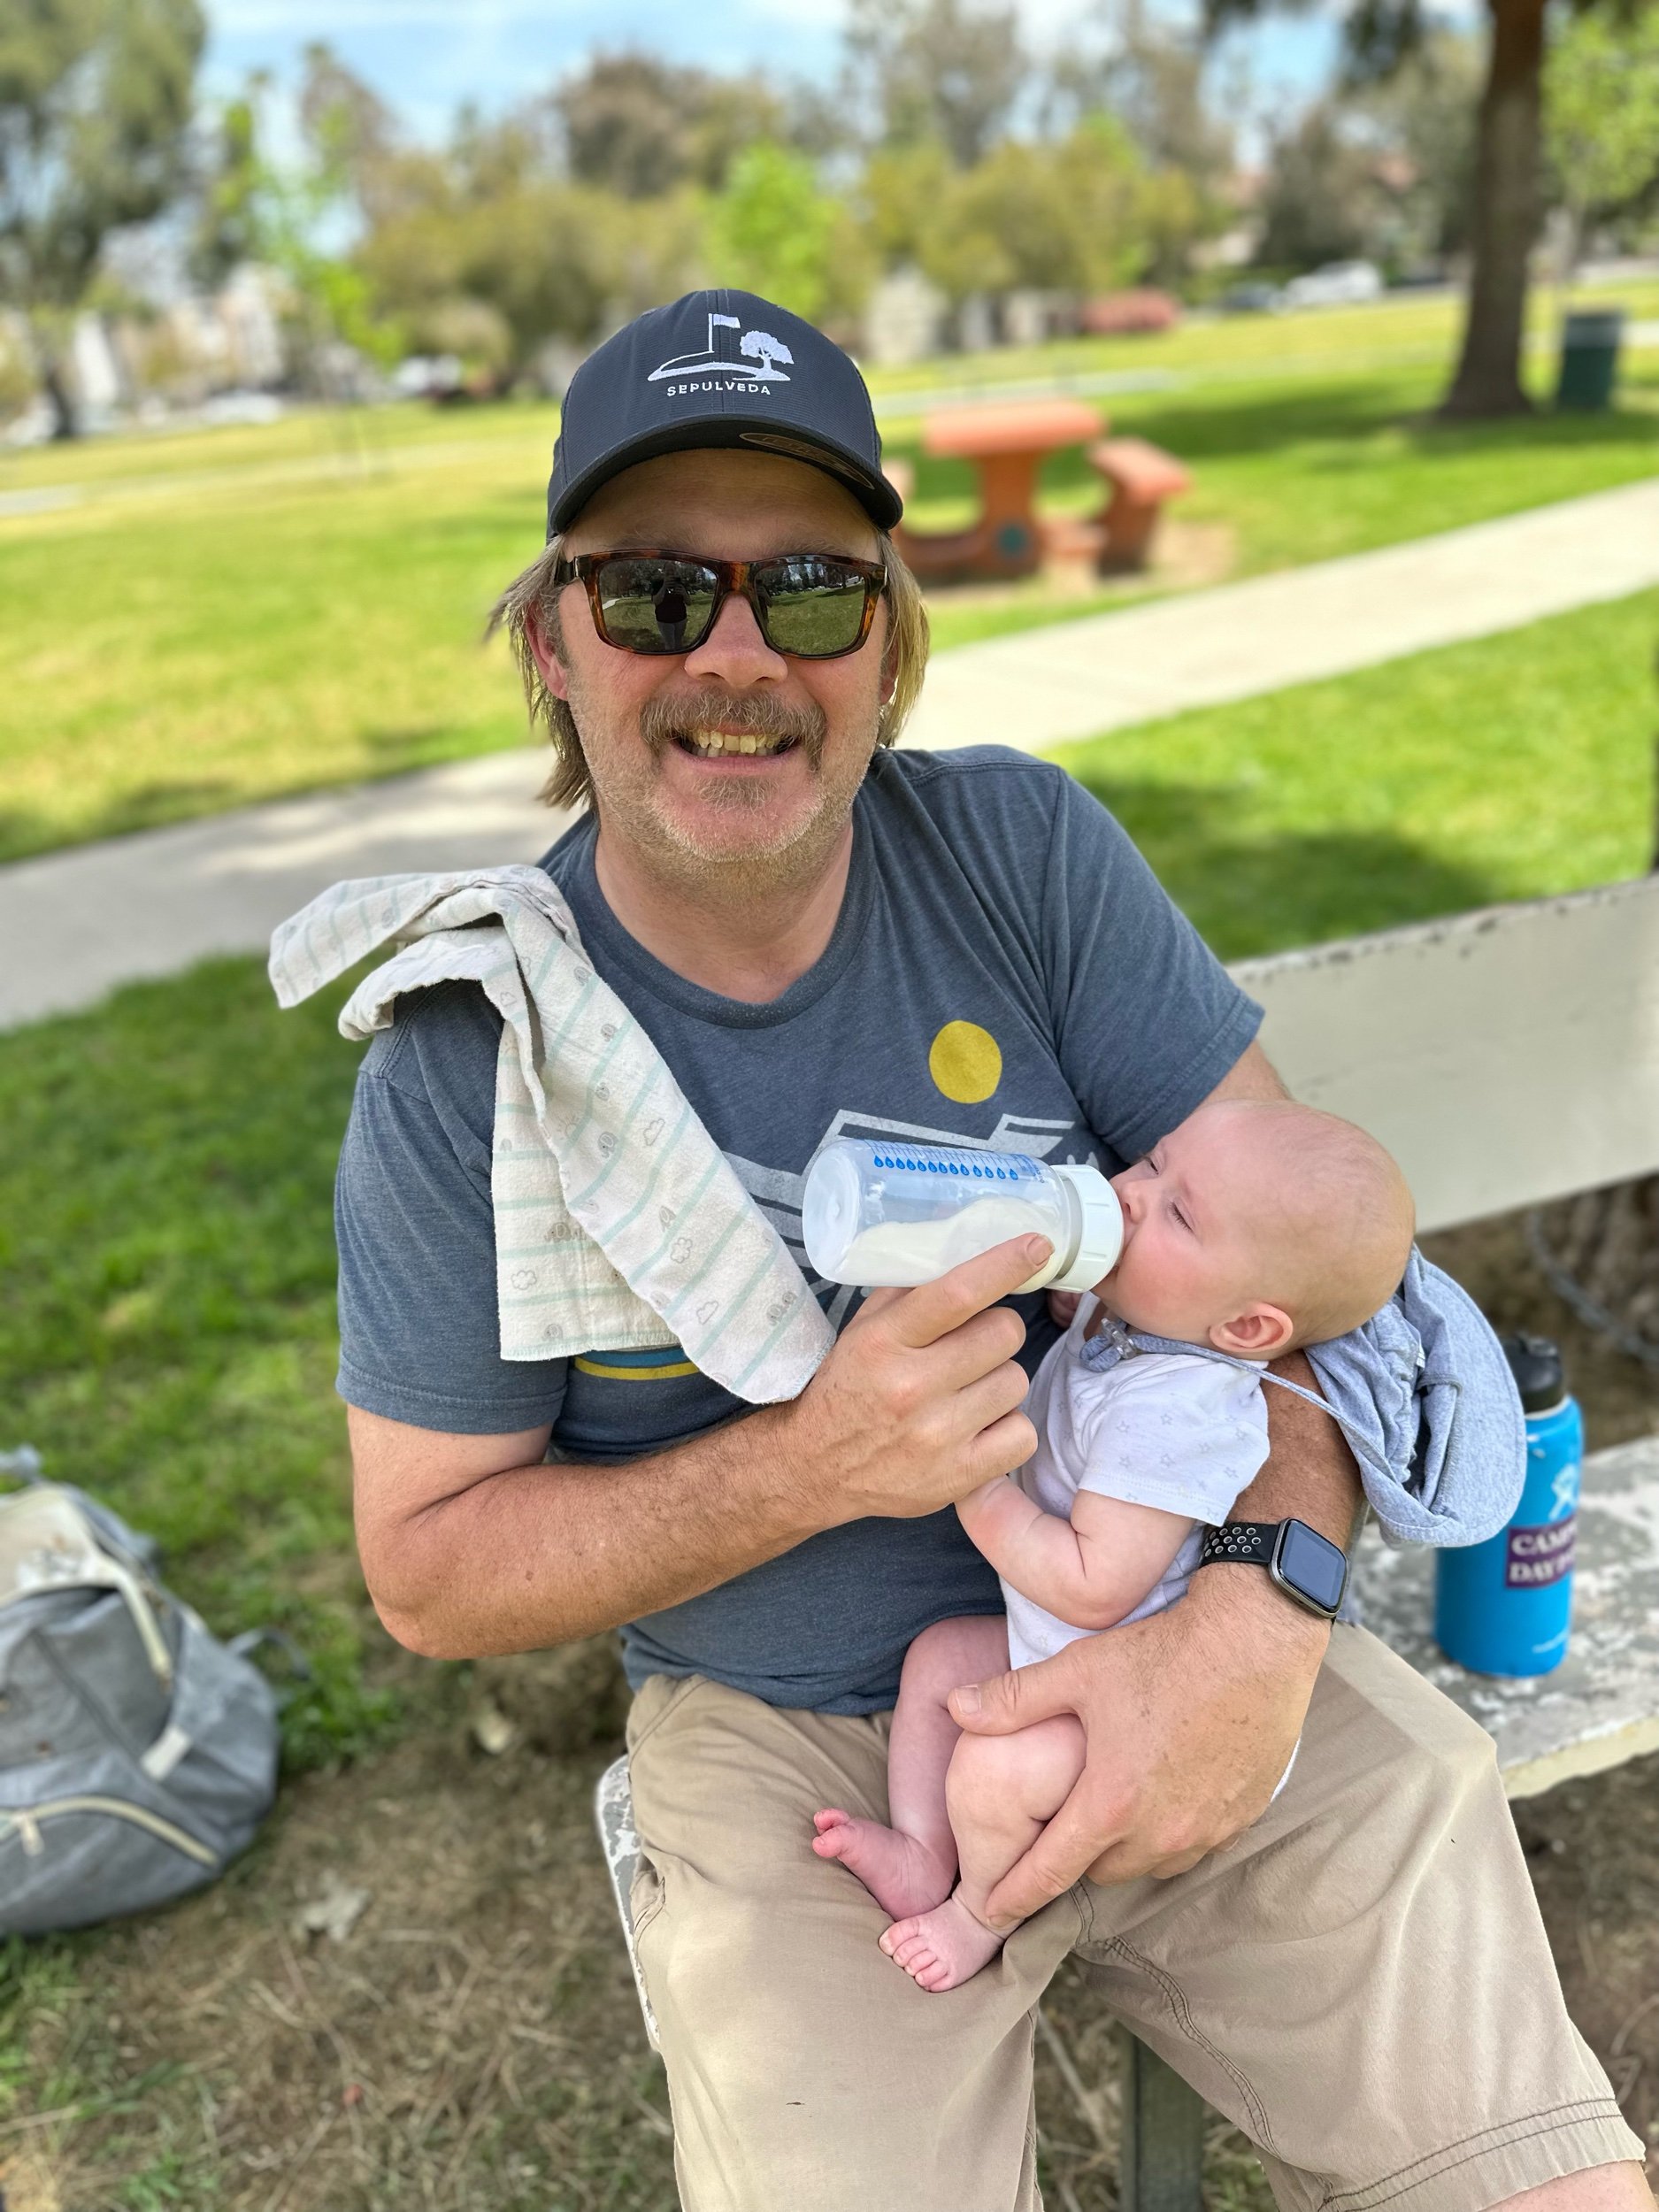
1439,0,1546,417
40,353,80,441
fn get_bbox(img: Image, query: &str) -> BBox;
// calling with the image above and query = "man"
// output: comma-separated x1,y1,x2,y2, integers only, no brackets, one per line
339,291,1647,2209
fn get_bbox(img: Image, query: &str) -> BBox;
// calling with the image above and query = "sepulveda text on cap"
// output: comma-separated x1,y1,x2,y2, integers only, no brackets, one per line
545,289,903,537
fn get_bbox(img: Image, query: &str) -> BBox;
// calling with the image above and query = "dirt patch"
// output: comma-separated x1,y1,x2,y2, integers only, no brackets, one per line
7,1198,1658,2208
1422,1196,1659,1450
1515,1754,1659,2170
6,1717,675,2212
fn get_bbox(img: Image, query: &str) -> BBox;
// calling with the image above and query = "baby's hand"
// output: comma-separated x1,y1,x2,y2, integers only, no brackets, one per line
1046,1289,1082,1329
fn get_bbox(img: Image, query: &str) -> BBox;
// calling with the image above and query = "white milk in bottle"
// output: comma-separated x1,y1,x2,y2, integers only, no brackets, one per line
802,1141,1122,1292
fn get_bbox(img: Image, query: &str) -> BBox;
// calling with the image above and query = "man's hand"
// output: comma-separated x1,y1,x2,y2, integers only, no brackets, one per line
790,1236,1046,1527
948,1558,1328,1923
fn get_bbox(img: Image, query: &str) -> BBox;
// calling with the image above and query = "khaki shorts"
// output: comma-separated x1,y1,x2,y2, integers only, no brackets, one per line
625,1624,1640,2212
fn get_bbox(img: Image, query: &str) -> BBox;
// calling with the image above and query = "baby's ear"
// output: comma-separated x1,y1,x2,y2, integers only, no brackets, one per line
1210,1303,1295,1358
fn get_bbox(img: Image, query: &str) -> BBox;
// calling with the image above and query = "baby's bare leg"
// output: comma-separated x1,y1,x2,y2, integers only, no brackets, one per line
881,1713,1087,1993
813,1615,1009,1922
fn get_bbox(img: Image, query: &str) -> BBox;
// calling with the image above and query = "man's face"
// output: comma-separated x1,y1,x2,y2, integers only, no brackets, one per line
534,449,892,888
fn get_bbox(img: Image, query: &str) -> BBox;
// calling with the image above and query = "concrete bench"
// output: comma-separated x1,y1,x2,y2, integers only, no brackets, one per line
595,872,1659,2196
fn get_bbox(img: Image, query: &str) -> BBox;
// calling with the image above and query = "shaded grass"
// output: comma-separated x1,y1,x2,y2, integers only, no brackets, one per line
0,956,411,1770
1050,585,1659,956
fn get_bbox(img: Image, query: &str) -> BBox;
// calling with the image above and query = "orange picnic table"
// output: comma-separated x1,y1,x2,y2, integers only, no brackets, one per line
891,398,1102,584
887,396,1191,583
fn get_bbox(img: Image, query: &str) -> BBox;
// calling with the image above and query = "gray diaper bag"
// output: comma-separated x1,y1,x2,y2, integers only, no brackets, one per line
0,1449,280,1935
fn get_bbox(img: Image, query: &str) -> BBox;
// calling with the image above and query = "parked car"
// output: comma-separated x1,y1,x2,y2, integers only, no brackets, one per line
1220,281,1283,315
1279,261,1385,310
1079,288,1182,335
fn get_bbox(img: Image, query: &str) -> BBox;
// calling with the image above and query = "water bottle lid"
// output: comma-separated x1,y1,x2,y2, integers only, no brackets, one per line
1502,1331,1566,1414
1049,1168,1125,1292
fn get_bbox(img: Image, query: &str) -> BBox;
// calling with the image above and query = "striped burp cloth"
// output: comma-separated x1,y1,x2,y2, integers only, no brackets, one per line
269,865,834,1404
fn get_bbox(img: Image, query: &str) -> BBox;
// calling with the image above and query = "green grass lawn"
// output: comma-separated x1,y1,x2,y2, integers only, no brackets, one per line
0,960,403,1773
2,288,1655,864
1049,584,1659,956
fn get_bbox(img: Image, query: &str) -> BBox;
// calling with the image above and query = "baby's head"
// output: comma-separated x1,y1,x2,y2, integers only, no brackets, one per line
1097,1098,1415,1358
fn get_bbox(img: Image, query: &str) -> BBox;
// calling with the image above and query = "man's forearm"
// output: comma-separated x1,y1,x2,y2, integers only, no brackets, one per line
355,1238,1044,1663
362,1402,823,1659
1187,1348,1362,1659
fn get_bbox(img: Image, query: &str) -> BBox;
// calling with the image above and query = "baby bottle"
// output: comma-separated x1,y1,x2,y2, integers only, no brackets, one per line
802,1140,1123,1293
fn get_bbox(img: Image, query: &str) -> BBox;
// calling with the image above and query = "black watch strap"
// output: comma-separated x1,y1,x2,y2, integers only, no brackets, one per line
1197,1517,1349,1620
1198,1522,1279,1569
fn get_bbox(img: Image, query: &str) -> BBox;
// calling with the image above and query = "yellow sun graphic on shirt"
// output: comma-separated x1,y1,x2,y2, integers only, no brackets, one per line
928,1021,1002,1104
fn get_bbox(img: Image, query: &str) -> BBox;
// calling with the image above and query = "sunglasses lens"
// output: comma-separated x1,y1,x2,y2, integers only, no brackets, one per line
594,558,719,653
757,557,872,657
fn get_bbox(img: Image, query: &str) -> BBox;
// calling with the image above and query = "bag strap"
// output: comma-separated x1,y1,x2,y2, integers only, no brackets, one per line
228,1628,313,1709
0,1480,174,1687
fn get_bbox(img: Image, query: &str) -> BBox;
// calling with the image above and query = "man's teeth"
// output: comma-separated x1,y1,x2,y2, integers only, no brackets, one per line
684,728,789,757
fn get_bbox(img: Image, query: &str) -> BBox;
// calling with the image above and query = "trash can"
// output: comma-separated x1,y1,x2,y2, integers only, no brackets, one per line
1555,308,1624,410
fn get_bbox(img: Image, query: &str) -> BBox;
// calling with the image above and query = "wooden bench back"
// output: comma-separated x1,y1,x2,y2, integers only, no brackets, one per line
1228,875,1659,1233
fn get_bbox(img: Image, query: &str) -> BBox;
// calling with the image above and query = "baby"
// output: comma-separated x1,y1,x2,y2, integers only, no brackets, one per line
812,1097,1416,1992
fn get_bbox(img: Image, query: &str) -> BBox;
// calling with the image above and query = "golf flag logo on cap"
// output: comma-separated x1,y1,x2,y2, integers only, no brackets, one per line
545,289,902,535
648,310,795,387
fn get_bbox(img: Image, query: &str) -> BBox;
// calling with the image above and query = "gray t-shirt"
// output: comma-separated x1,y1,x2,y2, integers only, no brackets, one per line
334,746,1262,1712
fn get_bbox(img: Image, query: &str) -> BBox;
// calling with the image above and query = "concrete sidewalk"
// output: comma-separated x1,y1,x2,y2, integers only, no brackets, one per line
4,475,1657,1030
904,475,1659,752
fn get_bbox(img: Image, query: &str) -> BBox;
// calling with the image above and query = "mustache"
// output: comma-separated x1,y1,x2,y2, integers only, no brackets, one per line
638,687,827,757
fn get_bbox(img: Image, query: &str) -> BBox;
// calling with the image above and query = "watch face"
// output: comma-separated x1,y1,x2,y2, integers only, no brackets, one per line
1275,1520,1348,1614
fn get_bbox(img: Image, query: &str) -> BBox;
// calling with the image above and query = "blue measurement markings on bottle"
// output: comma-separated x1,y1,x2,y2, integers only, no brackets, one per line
870,1145,1041,1179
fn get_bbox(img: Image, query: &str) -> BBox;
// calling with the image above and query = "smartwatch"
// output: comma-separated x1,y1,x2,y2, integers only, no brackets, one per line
1196,1519,1349,1621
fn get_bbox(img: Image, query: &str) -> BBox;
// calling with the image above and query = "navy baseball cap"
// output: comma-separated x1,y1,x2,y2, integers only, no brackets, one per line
546,289,903,538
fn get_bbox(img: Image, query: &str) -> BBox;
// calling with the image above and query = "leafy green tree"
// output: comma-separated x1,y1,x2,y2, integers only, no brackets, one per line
1545,6,1659,281
704,141,869,324
1204,0,1617,414
1047,0,1234,196
195,48,403,394
554,50,792,198
1356,34,1482,267
868,119,1166,303
1256,104,1386,270
0,0,205,434
842,0,1027,167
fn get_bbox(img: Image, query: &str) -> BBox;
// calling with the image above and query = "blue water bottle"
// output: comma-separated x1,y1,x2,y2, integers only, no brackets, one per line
1434,1333,1582,1678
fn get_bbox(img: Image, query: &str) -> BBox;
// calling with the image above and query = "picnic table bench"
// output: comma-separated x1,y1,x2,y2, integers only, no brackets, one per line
888,399,1191,583
597,871,1659,2204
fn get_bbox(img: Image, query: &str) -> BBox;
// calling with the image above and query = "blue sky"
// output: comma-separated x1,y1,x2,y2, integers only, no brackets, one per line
201,0,1350,152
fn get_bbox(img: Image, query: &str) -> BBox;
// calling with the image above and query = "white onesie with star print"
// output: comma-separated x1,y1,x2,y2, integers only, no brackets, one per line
1002,1295,1272,1671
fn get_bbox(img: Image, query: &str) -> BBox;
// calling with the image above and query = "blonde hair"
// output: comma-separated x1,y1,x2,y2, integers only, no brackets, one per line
486,529,930,813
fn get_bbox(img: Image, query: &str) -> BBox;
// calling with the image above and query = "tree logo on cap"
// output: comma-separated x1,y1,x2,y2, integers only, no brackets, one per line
649,311,794,386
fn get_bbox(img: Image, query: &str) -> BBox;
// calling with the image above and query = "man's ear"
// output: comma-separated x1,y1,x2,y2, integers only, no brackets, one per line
1210,1303,1295,1358
527,610,572,702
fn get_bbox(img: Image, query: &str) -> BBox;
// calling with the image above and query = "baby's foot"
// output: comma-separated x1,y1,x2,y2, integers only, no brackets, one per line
879,1893,1007,1993
810,1808,956,1920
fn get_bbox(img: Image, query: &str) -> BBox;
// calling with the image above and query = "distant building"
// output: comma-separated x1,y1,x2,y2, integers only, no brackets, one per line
862,268,949,367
